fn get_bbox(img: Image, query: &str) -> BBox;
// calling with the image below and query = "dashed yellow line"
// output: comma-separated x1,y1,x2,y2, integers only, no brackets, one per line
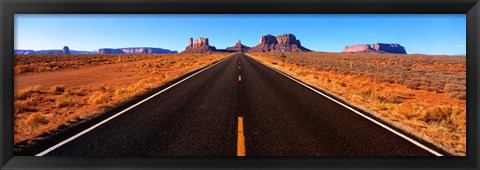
237,116,246,156
238,75,242,81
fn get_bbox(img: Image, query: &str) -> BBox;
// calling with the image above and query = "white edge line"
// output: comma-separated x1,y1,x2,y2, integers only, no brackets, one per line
35,57,230,156
248,56,444,156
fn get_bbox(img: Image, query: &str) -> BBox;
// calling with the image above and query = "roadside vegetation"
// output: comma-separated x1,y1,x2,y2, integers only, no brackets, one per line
14,53,229,144
247,52,466,155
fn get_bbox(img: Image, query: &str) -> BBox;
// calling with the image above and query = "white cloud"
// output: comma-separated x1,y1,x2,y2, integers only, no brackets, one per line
455,44,465,48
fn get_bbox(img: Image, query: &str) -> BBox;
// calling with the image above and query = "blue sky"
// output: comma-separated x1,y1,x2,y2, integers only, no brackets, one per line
15,14,465,55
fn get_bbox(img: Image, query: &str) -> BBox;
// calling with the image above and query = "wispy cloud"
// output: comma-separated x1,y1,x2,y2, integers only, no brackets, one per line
455,44,465,48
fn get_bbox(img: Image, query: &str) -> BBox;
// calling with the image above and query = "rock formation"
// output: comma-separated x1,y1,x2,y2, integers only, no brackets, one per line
14,50,63,54
14,50,36,55
248,34,311,52
63,46,70,54
182,37,217,53
98,48,124,54
226,40,250,52
15,49,96,55
98,47,178,54
188,38,194,47
343,43,407,54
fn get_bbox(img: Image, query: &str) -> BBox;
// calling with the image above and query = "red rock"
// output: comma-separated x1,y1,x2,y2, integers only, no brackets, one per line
343,43,407,54
63,46,70,54
226,40,250,52
182,37,217,53
248,34,311,52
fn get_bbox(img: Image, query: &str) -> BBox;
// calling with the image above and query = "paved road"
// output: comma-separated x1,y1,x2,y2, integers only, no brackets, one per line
27,53,439,156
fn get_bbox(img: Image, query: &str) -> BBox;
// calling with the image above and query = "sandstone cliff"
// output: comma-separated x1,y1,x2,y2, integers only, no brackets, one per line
63,46,70,54
343,43,407,54
226,40,250,52
248,34,311,52
98,47,178,54
182,37,217,53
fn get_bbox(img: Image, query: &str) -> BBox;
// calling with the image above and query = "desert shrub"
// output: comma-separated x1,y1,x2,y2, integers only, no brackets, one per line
15,101,38,113
444,83,466,100
24,93,46,106
158,73,169,81
15,85,42,100
95,84,107,92
396,103,425,119
382,77,396,84
25,113,49,128
32,85,43,91
50,84,65,93
297,71,309,77
339,69,351,75
295,63,303,67
450,92,466,100
35,67,47,72
423,106,463,123
444,83,466,93
14,65,34,74
88,91,111,105
115,87,130,96
67,89,88,96
55,95,79,108
14,101,27,112
374,93,403,104
405,80,421,90
451,110,466,127
359,87,373,99
136,77,158,90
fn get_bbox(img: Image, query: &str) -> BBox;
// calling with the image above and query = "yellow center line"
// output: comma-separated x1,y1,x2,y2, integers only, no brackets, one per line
237,116,246,156
238,75,242,81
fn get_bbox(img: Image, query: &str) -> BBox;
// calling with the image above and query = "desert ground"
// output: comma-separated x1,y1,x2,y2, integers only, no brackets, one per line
247,52,466,155
14,53,229,144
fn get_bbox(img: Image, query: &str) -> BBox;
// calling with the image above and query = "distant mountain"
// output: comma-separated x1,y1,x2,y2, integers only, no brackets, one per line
15,49,97,55
343,43,407,54
98,47,177,54
15,47,178,55
181,38,217,53
248,34,311,52
226,40,250,52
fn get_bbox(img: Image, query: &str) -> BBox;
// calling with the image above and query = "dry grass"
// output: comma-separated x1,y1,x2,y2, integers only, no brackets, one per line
14,53,225,75
24,112,50,128
14,54,153,74
247,52,466,155
14,53,229,144
55,94,79,108
15,85,42,100
50,84,65,93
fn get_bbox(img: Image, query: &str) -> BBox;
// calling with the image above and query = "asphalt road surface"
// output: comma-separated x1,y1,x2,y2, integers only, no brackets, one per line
29,53,441,156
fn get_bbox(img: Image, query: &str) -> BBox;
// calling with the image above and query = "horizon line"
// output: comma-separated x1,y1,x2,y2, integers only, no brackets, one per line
13,48,466,56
